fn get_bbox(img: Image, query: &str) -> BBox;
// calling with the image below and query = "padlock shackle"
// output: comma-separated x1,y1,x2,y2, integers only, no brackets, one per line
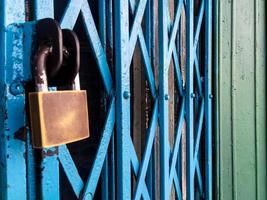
50,29,80,90
33,45,52,92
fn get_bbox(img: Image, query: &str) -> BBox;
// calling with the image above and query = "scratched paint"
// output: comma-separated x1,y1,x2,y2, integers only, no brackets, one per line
0,1,28,198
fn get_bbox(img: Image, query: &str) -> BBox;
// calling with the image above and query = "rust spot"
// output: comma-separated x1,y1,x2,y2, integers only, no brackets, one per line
42,147,58,157
14,127,27,141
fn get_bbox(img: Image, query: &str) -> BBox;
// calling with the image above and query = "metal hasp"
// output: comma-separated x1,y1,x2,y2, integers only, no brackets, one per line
28,18,89,148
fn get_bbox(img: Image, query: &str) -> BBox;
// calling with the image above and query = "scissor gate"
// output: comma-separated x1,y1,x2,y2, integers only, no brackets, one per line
0,0,212,199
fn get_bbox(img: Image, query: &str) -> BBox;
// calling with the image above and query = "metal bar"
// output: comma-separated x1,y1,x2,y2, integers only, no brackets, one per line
82,98,115,199
26,128,36,200
145,0,154,196
0,2,28,198
35,0,54,19
23,22,37,200
195,160,203,195
159,0,170,199
98,1,109,199
107,0,113,48
138,32,157,98
193,100,204,165
133,101,158,200
186,1,194,200
180,6,187,199
128,0,148,61
81,2,113,94
99,0,107,49
131,4,147,199
60,0,84,29
114,0,131,198
172,47,184,96
110,133,116,200
173,170,182,199
34,5,60,199
193,0,204,49
40,148,60,200
166,0,183,66
194,56,203,96
129,0,156,98
168,99,185,193
205,0,212,199
58,145,84,198
106,1,115,199
130,143,150,199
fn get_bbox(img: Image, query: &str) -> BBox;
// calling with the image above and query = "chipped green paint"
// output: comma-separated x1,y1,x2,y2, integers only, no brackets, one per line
215,0,266,199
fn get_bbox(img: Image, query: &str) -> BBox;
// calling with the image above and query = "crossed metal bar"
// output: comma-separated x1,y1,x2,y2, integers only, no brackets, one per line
160,0,212,200
34,0,212,199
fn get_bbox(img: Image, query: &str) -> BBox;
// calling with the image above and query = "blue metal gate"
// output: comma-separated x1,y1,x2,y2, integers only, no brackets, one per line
0,0,212,199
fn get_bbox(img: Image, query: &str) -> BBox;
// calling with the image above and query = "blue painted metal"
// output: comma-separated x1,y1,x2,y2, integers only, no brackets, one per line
23,21,37,200
205,0,212,199
186,1,194,200
0,0,213,199
40,148,60,200
114,0,131,198
34,1,116,199
0,1,28,199
159,0,170,199
158,0,213,199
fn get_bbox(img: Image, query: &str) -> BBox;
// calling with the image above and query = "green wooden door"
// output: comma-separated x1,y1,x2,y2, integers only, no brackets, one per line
215,0,266,199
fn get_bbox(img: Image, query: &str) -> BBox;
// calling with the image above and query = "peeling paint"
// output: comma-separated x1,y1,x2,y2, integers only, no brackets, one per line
42,147,59,157
14,127,27,141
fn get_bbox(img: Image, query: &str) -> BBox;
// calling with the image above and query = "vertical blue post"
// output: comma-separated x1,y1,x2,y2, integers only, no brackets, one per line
99,0,109,199
0,1,27,199
106,0,116,199
205,0,212,199
114,0,131,199
23,22,37,200
159,0,170,199
34,1,60,199
186,0,194,200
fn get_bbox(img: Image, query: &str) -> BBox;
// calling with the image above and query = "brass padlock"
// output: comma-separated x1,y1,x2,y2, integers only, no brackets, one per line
28,42,89,149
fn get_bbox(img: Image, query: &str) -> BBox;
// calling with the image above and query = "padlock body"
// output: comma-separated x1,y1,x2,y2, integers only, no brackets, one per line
29,90,89,148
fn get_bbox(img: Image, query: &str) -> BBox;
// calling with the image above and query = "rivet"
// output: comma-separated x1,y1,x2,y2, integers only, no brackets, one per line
10,81,24,95
164,94,169,100
209,94,213,99
123,91,130,99
191,93,195,98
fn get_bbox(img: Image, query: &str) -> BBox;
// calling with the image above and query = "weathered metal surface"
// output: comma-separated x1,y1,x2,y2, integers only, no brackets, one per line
215,0,266,199
0,1,28,199
35,1,116,199
1,0,214,199
159,0,213,199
